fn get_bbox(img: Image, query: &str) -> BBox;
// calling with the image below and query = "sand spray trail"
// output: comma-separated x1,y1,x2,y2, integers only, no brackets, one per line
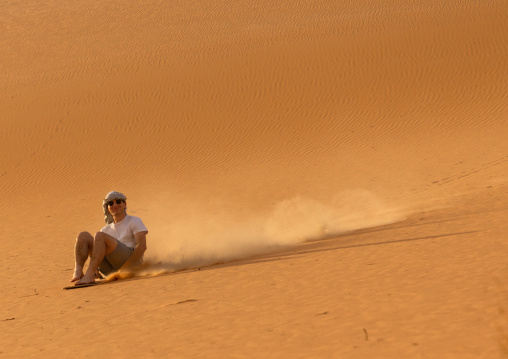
106,189,406,280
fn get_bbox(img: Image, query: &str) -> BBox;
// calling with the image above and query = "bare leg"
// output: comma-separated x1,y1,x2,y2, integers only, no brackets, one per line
71,232,93,282
76,232,118,285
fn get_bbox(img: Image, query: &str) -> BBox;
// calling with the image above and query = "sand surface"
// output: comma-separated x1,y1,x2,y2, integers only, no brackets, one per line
1,0,508,357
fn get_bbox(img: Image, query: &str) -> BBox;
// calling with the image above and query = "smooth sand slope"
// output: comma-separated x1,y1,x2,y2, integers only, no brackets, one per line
1,0,507,357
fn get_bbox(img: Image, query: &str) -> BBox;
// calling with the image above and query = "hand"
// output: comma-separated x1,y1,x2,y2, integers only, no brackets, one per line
105,269,134,282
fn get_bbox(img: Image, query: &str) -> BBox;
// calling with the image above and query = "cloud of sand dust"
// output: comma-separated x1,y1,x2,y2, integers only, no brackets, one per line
118,189,405,280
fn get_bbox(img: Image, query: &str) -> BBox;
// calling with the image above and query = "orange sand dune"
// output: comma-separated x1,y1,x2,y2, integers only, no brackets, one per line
1,0,507,357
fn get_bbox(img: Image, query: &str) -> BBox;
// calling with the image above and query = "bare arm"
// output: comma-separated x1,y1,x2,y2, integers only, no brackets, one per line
119,231,147,270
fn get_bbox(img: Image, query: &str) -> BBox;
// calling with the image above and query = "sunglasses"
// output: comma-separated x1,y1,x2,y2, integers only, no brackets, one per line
107,199,124,206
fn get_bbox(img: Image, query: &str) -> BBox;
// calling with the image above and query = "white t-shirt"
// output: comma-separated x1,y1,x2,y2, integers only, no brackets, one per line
100,215,148,248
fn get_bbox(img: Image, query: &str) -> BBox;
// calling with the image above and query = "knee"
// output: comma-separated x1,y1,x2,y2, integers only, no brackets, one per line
94,232,106,242
76,231,91,242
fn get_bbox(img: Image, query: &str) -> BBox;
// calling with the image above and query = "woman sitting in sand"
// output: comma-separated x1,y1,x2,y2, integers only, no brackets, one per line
71,191,148,286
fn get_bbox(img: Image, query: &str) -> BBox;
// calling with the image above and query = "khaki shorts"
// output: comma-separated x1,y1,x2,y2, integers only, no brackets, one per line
98,240,134,276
